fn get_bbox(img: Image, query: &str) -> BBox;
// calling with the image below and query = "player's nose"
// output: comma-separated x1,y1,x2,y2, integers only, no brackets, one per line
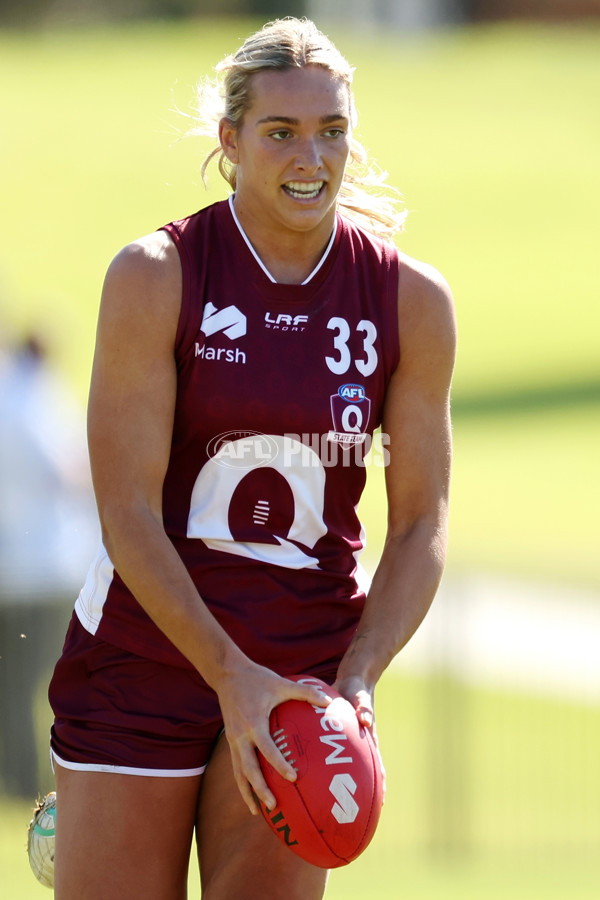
294,138,322,172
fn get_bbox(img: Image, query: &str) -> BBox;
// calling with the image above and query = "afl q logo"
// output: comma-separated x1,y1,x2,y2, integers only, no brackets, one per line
330,384,371,440
338,384,366,403
206,430,280,470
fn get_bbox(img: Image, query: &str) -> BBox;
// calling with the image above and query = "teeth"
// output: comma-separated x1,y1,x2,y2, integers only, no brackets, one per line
284,181,324,199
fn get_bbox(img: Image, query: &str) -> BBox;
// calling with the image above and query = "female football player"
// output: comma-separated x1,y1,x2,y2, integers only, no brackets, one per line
48,17,456,899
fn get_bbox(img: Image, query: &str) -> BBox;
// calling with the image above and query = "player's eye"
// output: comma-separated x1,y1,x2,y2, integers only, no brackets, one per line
270,130,293,141
323,127,346,139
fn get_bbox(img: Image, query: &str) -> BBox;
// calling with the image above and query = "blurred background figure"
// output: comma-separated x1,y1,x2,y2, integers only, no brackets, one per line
0,331,97,797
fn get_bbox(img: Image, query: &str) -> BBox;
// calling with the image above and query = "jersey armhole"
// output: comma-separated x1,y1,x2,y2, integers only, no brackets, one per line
384,244,401,377
159,222,201,367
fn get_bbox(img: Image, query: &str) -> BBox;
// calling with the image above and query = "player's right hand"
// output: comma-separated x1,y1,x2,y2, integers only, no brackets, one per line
215,662,331,815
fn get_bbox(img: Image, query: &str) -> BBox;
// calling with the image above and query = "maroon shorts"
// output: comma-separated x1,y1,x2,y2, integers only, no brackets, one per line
49,613,339,777
49,614,224,777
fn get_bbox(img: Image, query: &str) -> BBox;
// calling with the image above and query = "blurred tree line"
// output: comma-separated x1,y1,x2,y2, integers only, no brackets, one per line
2,0,598,27
0,0,307,27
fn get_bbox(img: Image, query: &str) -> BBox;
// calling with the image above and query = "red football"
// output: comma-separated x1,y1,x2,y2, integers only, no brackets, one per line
257,675,384,868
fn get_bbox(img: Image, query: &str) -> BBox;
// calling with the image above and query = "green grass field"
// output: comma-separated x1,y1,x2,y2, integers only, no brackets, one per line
1,16,599,899
1,17,598,586
1,20,599,397
361,403,600,587
4,670,600,899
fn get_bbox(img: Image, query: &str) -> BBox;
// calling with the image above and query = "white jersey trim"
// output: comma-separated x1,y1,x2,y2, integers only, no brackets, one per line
51,749,206,778
228,194,337,285
74,543,114,635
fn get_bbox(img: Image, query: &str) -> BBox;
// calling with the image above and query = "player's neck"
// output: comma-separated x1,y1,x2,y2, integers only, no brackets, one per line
258,238,331,285
230,196,336,285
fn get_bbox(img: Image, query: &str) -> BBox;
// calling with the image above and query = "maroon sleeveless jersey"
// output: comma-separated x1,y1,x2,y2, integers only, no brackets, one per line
75,198,400,677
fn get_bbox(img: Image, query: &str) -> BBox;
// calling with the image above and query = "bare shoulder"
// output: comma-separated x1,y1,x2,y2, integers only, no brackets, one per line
100,229,182,337
397,251,456,329
396,251,457,368
105,229,181,291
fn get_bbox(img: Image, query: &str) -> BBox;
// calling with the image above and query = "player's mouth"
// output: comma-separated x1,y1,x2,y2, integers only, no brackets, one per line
282,180,325,200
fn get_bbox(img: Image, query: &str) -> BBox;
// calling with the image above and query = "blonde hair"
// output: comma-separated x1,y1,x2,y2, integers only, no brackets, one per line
188,18,406,240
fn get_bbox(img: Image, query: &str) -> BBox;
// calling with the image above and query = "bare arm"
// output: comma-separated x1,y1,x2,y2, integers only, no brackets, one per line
335,256,457,724
88,232,329,812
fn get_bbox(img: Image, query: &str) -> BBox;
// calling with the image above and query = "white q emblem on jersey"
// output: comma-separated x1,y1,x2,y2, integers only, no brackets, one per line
187,435,327,569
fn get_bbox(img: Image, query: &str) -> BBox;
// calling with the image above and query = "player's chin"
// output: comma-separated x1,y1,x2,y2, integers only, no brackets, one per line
278,191,334,234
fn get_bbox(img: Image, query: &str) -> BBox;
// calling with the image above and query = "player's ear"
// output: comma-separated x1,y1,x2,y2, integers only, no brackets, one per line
219,117,239,164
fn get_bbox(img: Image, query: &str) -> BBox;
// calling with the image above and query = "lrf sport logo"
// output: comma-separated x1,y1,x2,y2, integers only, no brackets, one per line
264,312,309,332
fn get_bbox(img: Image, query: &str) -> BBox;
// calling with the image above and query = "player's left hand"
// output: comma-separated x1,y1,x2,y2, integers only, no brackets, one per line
334,674,374,728
334,674,386,800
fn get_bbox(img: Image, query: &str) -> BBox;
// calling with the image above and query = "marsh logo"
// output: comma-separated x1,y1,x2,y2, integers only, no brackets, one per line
195,301,247,364
329,773,359,824
201,302,246,339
